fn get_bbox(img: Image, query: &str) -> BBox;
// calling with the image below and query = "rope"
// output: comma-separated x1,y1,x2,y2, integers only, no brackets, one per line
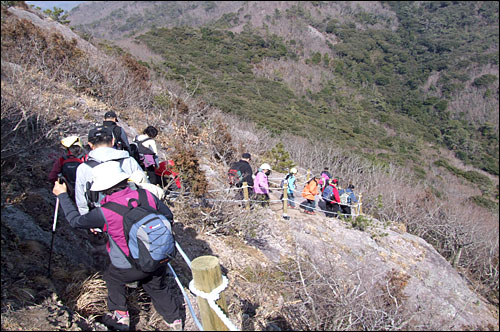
189,276,240,331
167,263,203,331
172,241,240,331
175,241,192,268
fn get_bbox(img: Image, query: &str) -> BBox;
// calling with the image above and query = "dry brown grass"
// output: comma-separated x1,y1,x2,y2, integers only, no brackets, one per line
73,273,108,316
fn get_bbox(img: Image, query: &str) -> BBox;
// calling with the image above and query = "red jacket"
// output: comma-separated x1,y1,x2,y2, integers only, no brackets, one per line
48,152,86,183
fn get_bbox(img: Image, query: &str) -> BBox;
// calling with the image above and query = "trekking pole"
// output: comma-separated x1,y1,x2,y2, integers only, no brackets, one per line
48,176,62,278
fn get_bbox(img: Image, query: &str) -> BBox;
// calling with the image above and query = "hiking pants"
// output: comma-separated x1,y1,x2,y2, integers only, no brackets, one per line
255,193,269,207
341,204,351,216
146,165,159,185
303,199,316,212
236,187,253,208
104,264,182,323
324,200,340,217
279,192,295,207
287,192,295,208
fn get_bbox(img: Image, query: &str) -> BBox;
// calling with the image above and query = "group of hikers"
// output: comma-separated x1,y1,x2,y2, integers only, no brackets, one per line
228,158,359,217
48,110,359,331
49,111,183,331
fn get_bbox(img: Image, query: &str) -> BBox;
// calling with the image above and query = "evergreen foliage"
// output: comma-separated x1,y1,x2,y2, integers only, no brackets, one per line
262,142,295,173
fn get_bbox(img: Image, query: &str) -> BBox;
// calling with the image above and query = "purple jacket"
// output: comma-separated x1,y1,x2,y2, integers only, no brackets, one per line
57,187,173,269
254,171,269,194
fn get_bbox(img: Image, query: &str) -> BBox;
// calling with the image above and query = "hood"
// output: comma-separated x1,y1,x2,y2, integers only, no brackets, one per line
88,147,130,163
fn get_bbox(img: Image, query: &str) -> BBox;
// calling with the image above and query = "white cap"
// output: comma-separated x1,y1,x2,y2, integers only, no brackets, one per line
90,161,129,191
128,170,148,184
260,163,271,171
290,167,297,174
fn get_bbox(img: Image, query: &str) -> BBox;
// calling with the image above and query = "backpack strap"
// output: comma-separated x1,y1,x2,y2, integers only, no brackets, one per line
135,137,152,145
101,188,153,216
85,159,101,168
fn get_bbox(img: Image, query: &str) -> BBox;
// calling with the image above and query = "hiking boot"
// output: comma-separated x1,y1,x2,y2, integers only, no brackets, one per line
103,310,130,331
165,319,183,331
307,211,316,215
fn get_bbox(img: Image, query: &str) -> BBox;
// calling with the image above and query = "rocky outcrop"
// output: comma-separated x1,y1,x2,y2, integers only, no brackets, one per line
8,6,97,54
247,194,499,330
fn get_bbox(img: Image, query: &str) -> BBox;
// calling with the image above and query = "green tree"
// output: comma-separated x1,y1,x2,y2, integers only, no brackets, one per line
43,7,70,25
263,142,295,173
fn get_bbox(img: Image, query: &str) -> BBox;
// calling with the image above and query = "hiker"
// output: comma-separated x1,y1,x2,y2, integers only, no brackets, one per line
322,178,341,218
52,161,183,331
48,136,87,200
301,175,320,215
228,153,254,201
319,167,332,191
102,110,131,153
155,160,182,193
280,168,298,208
75,126,147,216
254,163,271,207
132,126,160,184
339,184,358,217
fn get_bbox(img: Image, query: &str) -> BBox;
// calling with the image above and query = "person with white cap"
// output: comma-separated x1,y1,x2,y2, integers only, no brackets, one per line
75,126,146,215
48,136,87,200
253,163,272,207
52,161,183,331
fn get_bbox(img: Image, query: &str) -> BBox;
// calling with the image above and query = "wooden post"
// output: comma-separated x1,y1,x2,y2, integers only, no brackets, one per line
452,245,463,267
306,169,310,182
358,193,363,215
243,182,250,211
191,256,229,331
283,182,288,215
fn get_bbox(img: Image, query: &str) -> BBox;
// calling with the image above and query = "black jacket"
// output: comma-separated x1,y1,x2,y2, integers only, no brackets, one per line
236,160,253,187
103,120,131,152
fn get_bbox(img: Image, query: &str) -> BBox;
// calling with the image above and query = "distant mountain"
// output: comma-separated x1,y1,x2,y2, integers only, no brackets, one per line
26,1,86,12
69,1,499,179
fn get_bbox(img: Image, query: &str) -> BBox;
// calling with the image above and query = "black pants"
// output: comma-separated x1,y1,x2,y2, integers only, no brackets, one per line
340,204,352,216
104,264,182,323
324,200,340,218
146,166,159,185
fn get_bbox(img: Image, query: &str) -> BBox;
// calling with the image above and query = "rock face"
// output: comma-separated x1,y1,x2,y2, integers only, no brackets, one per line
8,6,97,54
249,190,499,330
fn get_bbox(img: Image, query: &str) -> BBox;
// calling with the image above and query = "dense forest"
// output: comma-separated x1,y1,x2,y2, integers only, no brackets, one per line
134,2,499,177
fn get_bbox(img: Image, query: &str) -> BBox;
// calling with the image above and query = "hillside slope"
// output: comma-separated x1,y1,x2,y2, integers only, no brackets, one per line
1,3,499,331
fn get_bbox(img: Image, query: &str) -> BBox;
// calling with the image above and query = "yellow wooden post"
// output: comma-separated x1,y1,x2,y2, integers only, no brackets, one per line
306,169,310,182
191,256,229,331
358,193,363,215
283,181,288,215
243,182,250,211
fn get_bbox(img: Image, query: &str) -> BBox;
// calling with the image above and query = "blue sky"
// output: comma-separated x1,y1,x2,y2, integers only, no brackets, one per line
26,1,86,12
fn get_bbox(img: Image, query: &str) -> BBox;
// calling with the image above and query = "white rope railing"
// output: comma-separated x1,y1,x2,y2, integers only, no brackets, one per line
170,242,240,331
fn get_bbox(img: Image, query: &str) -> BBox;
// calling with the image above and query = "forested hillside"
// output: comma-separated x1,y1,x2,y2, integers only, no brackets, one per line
69,1,498,204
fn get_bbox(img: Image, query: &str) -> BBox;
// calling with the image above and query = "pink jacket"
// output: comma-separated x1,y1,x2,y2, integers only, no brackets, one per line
253,171,269,194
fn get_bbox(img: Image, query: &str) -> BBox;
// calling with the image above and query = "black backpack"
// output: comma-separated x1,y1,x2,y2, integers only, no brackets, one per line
60,155,83,200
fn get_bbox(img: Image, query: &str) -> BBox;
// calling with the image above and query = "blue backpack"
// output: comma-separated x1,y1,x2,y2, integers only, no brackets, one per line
102,188,176,272
322,185,333,201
